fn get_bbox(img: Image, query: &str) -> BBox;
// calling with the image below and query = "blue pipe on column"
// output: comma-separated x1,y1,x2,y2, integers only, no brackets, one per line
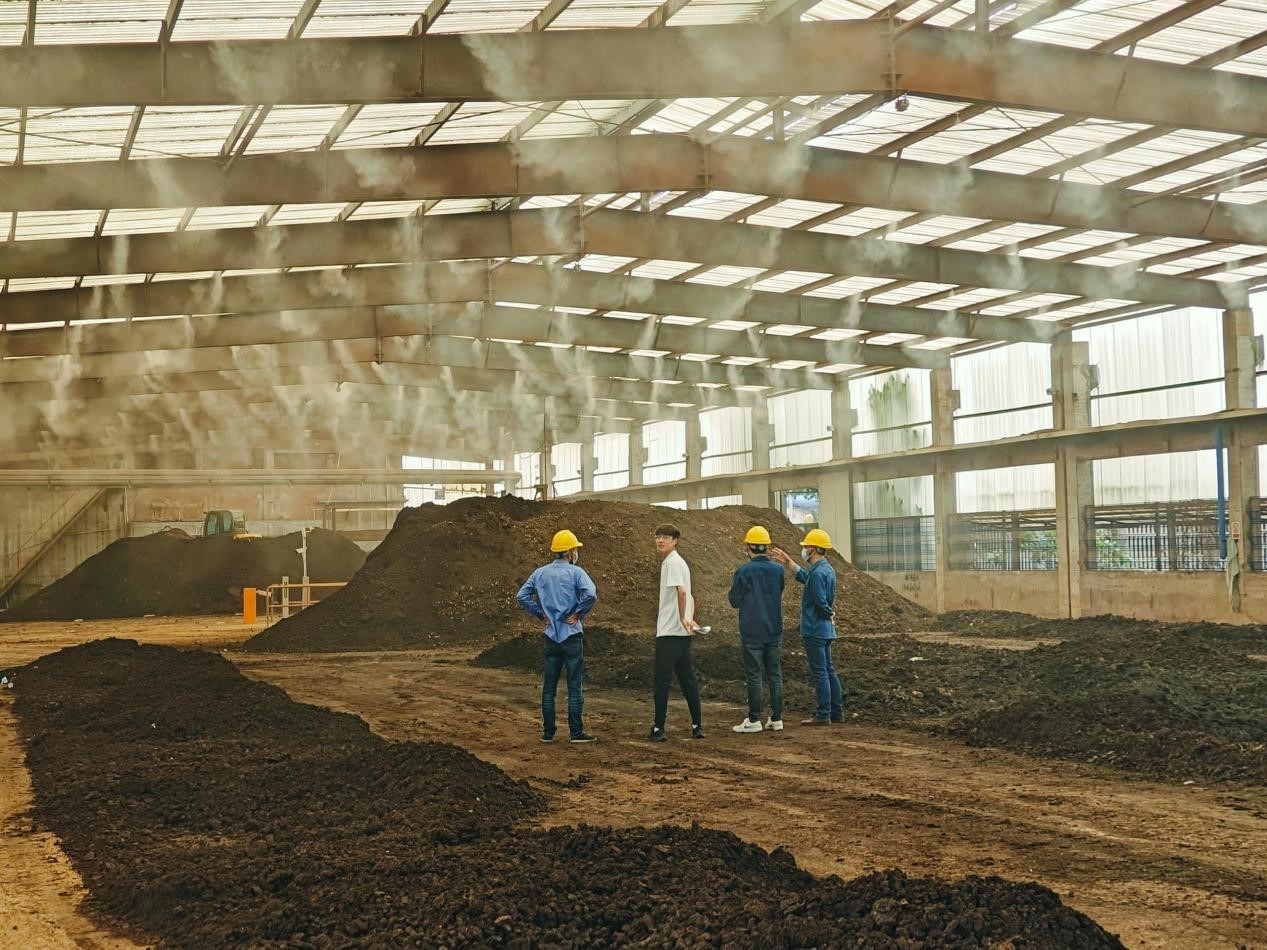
1216,425,1227,560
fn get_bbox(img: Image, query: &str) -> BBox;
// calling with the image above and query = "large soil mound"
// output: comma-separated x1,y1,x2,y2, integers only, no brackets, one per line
478,617,1267,785
7,640,1121,947
247,496,929,652
1,528,366,621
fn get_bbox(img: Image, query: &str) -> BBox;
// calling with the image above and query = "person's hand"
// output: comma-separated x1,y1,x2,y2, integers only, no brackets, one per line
770,547,790,565
565,613,580,624
684,619,700,634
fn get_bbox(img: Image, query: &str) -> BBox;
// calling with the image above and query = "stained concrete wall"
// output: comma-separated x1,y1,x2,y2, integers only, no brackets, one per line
867,567,1262,624
1082,571,1267,624
1,487,128,607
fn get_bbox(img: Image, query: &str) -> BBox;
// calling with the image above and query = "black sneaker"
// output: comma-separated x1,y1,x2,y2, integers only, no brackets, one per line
570,733,597,744
801,717,831,727
541,733,556,743
691,725,706,740
830,716,845,724
647,727,667,742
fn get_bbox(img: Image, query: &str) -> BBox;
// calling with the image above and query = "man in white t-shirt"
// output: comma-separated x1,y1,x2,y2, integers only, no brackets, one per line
648,523,705,742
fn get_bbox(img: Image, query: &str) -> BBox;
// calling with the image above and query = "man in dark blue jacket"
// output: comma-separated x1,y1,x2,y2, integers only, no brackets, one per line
516,529,598,744
728,525,786,734
773,528,843,726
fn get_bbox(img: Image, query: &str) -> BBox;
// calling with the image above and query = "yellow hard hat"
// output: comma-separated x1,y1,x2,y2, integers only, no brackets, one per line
802,528,832,550
743,526,772,546
550,529,583,552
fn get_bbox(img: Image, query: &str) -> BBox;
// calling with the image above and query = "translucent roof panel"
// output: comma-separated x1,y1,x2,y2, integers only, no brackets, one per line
331,103,451,149
132,107,250,159
169,0,308,40
242,105,353,155
34,0,167,44
23,108,134,164
429,0,549,34
552,0,665,30
301,0,428,38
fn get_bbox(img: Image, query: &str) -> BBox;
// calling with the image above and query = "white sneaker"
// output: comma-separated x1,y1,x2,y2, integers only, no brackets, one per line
764,718,784,732
732,718,763,734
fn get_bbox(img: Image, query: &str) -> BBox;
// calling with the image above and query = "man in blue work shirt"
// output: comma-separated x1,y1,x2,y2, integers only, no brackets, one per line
773,528,843,726
516,528,598,744
728,526,786,734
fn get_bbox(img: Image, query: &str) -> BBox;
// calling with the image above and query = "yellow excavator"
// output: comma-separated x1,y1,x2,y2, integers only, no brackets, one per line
202,510,261,540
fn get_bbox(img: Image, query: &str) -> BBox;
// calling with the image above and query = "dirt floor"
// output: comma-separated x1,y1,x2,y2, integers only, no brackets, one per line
2,617,1266,948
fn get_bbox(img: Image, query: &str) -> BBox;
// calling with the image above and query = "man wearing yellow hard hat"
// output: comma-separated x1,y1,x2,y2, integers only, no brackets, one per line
515,529,599,743
773,528,844,726
727,525,787,734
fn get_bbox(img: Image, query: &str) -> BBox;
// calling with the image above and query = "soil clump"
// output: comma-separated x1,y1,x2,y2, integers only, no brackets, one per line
478,617,1267,785
246,496,929,653
8,639,1120,948
1,528,366,622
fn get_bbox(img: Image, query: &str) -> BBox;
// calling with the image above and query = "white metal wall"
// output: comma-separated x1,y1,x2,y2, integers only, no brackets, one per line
769,390,832,467
699,406,752,476
642,420,686,485
402,455,489,506
593,432,630,491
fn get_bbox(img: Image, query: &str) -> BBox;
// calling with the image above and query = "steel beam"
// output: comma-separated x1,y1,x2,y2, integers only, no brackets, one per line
4,135,1263,247
0,468,516,487
1,208,1241,308
0,331,825,395
0,300,944,371
2,23,1266,137
0,260,1051,344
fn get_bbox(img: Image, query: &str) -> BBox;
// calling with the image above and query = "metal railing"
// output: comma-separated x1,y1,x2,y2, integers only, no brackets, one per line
261,581,347,624
1085,500,1222,571
851,515,935,572
1246,498,1267,571
948,509,1058,571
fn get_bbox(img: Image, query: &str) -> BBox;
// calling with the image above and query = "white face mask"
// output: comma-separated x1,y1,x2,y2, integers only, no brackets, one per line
802,548,813,561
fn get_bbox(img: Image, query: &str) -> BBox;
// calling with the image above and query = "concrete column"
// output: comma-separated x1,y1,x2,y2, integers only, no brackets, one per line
930,367,957,613
685,412,703,480
751,396,771,471
1223,308,1257,411
628,423,648,486
1051,333,1093,618
817,471,854,561
739,478,771,509
831,380,854,461
1223,308,1259,576
579,426,597,494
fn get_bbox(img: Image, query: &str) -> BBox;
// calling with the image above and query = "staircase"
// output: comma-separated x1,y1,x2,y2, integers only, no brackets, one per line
0,488,110,604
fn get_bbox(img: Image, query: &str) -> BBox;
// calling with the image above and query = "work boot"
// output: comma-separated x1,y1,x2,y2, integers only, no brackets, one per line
648,726,667,742
570,733,597,743
732,718,763,734
830,715,846,724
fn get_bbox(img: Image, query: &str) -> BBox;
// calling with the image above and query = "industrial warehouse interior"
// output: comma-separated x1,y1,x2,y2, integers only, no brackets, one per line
1,0,1266,945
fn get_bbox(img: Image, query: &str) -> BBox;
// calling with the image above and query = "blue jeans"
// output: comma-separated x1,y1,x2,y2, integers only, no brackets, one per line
802,636,844,720
741,641,783,721
542,634,585,738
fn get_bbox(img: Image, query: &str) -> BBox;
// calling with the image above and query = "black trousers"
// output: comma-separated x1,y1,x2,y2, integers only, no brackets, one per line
653,636,702,731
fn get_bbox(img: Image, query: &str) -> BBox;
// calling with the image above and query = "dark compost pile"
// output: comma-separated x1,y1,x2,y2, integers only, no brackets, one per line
6,639,1122,948
1,528,366,621
246,496,930,653
478,617,1267,785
